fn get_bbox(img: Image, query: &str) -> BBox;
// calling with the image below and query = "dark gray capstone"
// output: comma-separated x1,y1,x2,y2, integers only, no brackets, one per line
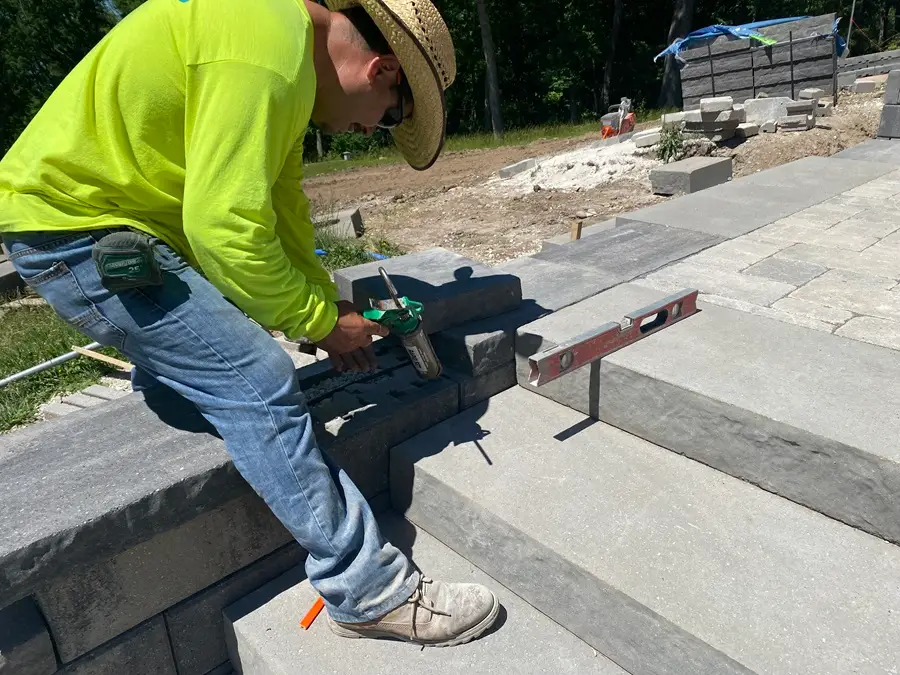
443,363,517,410
0,597,56,675
532,220,723,276
332,247,523,335
165,543,305,675
57,616,176,675
431,255,619,377
35,492,292,663
886,70,900,105
833,138,900,165
311,366,460,498
878,105,900,139
650,156,733,196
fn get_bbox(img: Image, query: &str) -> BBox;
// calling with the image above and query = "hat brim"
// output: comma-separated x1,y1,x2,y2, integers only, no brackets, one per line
325,0,447,171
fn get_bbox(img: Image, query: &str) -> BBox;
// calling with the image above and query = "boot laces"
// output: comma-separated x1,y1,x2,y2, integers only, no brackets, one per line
407,577,451,639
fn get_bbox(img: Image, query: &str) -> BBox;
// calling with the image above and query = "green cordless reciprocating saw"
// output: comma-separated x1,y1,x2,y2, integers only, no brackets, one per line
363,267,443,380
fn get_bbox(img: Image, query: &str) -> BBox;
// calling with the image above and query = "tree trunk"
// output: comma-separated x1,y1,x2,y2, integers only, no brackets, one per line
601,0,624,112
658,0,697,109
475,0,503,137
316,129,324,159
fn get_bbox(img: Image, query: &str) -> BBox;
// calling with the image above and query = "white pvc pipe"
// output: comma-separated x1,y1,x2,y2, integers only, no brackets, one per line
0,342,103,389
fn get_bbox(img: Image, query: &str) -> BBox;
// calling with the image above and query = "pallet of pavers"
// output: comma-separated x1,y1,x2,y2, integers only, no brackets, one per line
5,147,900,673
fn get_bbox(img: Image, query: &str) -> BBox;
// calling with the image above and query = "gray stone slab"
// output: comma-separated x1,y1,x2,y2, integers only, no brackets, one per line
615,156,896,238
743,256,828,285
785,100,817,116
543,218,617,246
310,365,460,498
833,138,900,165
885,70,900,105
224,513,627,675
0,597,56,675
57,616,176,675
166,544,305,675
41,401,81,419
650,156,733,196
532,220,723,277
878,104,900,139
391,387,900,675
0,391,246,606
515,282,900,546
0,260,24,294
444,363,516,410
499,157,538,179
35,491,292,663
82,384,127,400
743,96,794,123
62,392,105,408
315,207,364,240
333,248,522,335
854,79,878,93
799,87,826,100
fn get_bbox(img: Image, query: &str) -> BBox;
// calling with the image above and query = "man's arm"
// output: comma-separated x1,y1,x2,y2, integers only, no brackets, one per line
182,59,338,343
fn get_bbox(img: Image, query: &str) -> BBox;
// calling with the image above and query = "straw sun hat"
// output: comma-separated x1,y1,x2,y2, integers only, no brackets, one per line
325,0,457,170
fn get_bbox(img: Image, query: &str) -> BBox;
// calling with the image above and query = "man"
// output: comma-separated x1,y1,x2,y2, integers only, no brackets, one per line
0,0,500,648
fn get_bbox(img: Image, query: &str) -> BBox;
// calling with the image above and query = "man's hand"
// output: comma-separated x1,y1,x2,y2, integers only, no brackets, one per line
316,301,388,373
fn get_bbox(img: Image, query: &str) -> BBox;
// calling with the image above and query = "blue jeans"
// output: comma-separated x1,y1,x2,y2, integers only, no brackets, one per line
3,229,418,622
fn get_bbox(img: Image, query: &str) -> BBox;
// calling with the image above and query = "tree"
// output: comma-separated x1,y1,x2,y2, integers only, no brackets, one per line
601,0,625,112
0,0,116,154
475,0,503,136
658,0,696,109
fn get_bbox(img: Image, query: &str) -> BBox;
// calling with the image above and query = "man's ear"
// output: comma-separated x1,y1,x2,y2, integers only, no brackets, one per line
364,54,401,84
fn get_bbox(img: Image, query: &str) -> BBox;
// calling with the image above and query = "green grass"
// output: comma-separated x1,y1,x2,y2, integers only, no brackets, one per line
0,294,123,433
314,229,405,271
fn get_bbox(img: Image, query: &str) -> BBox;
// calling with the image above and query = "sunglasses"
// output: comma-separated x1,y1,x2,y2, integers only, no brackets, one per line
378,71,413,129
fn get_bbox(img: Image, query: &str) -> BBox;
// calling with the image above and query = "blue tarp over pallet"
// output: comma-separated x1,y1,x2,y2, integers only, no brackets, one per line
654,16,846,63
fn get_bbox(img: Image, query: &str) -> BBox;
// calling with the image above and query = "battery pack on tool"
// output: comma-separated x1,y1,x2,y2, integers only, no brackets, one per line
92,231,163,291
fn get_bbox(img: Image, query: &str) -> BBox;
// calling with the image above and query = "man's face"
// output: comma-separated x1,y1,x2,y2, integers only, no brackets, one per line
313,54,413,136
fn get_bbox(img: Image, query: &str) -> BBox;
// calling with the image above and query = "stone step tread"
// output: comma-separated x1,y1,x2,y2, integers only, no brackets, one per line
514,282,900,545
82,384,129,401
224,513,626,675
62,392,106,408
391,387,900,675
41,401,82,419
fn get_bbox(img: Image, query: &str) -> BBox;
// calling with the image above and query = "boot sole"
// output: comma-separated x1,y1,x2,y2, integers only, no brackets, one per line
328,592,501,648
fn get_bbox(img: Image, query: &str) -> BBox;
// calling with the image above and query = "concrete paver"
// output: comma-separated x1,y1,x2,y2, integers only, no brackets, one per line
225,514,627,675
392,388,900,675
639,171,900,347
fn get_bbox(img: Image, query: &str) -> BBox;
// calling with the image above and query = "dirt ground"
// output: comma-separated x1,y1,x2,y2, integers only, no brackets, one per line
305,90,885,265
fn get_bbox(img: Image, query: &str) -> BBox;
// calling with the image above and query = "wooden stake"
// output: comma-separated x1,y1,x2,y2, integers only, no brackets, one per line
570,221,584,241
71,345,132,372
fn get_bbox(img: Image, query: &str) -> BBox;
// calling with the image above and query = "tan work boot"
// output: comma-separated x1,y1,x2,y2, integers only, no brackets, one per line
327,576,500,647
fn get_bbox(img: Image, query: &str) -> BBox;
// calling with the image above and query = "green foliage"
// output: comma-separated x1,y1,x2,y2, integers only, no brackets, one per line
2,0,896,160
656,123,686,164
0,0,117,155
313,229,405,271
0,299,122,433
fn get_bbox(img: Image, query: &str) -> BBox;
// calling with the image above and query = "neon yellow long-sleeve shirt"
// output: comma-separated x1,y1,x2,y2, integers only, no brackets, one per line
0,0,340,342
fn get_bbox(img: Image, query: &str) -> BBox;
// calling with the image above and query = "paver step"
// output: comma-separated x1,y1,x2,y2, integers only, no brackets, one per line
515,282,900,547
224,513,625,675
391,387,900,675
